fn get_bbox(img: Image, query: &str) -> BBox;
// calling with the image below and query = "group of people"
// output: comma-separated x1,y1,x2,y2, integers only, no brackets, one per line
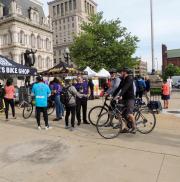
0,68,172,134
32,76,91,131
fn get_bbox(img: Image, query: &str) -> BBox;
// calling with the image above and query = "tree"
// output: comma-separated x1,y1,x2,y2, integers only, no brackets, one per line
70,12,139,71
164,64,180,79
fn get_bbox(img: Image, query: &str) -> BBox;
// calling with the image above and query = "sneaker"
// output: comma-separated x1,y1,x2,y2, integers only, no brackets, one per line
45,126,52,130
5,118,8,122
77,122,81,126
65,126,69,129
13,116,17,119
83,121,90,125
38,126,41,130
129,127,137,134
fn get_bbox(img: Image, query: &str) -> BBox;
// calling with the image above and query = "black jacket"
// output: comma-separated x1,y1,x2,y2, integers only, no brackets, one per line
113,75,134,100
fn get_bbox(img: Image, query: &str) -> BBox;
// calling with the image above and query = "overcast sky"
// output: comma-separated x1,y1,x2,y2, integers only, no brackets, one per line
43,0,180,71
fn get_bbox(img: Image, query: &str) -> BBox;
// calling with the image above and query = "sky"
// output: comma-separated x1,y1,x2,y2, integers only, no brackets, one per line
42,0,180,71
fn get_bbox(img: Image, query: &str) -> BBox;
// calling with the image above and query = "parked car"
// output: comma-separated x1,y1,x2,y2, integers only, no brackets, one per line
174,80,180,89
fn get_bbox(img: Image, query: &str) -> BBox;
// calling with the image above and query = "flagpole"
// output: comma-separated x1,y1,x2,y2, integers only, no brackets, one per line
150,0,155,72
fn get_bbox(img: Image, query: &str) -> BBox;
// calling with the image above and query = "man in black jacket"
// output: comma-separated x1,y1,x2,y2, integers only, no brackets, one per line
115,68,137,134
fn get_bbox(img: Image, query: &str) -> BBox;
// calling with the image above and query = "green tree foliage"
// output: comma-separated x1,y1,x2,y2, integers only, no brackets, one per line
164,64,180,79
70,12,139,71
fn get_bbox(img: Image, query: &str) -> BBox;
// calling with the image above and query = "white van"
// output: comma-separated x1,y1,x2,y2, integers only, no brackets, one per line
172,76,180,87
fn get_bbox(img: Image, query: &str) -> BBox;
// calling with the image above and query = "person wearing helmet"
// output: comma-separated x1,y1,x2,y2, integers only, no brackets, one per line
105,69,121,97
32,76,51,130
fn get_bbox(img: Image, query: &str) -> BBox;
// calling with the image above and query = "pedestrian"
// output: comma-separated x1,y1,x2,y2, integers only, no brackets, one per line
161,80,170,109
32,76,51,130
88,79,94,100
135,75,146,100
75,76,89,125
144,76,151,103
105,69,121,97
64,79,85,131
4,78,16,121
167,76,173,93
51,78,64,121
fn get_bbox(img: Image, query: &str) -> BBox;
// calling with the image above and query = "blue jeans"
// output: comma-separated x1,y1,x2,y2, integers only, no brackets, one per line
54,95,64,119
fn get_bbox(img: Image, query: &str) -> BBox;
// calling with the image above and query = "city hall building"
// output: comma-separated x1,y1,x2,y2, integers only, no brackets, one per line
48,0,97,65
0,0,54,85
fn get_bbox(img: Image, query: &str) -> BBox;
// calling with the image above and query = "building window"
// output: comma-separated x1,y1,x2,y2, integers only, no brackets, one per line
54,59,56,64
37,35,41,49
53,6,56,16
72,16,74,21
85,1,87,12
57,5,60,14
73,0,77,9
21,53,24,65
69,0,72,11
38,55,42,69
20,31,25,44
31,34,35,48
65,2,68,13
72,23,74,28
61,3,64,16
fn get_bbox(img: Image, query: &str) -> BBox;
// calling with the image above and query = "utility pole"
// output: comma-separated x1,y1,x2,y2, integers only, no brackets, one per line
150,0,155,73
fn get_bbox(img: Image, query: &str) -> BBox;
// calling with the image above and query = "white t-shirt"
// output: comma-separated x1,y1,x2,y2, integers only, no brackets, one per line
167,78,173,89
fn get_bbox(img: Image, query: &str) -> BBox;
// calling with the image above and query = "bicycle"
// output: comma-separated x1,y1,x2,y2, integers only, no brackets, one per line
21,96,55,119
88,97,147,126
96,98,156,139
88,96,110,126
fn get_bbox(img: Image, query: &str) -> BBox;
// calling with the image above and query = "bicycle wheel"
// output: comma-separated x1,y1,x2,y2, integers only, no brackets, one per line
135,108,156,134
47,106,55,115
23,103,33,119
96,112,122,139
88,106,109,126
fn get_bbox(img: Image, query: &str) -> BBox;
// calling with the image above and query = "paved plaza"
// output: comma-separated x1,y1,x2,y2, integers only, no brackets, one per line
0,92,180,182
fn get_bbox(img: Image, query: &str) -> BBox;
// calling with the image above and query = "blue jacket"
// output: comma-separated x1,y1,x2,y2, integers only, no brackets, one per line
32,82,51,107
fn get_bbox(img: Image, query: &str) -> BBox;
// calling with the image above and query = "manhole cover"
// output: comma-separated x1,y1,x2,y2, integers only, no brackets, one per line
167,111,180,114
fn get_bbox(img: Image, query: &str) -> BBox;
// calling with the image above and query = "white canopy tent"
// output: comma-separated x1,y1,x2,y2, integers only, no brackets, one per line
84,66,97,77
97,68,110,78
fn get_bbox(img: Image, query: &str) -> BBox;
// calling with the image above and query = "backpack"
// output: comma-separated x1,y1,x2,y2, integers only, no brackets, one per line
137,80,145,92
60,86,73,106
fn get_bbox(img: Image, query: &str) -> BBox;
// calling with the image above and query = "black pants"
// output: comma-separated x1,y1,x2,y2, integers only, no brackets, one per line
4,98,15,119
65,106,76,127
76,97,87,123
36,107,49,127
136,91,143,100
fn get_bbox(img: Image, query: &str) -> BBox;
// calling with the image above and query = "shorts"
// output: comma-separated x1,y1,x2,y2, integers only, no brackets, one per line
161,95,170,100
123,99,135,115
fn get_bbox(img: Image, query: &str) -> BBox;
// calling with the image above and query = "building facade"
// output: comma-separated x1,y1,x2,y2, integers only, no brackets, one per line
162,44,180,72
0,0,53,83
48,0,97,65
134,58,148,76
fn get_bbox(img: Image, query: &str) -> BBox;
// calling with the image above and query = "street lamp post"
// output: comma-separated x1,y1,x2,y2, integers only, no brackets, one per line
64,47,70,66
150,0,155,73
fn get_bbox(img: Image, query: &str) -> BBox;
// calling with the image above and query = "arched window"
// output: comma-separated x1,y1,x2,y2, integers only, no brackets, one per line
38,55,42,69
20,30,25,44
46,57,51,68
46,38,50,50
37,35,41,49
20,53,24,65
31,34,35,48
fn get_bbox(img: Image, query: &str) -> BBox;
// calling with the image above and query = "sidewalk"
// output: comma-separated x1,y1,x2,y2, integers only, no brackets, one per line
0,93,179,182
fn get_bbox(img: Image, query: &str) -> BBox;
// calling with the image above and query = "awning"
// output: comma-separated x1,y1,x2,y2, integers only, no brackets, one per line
97,68,110,78
0,55,37,76
84,66,97,77
40,62,86,76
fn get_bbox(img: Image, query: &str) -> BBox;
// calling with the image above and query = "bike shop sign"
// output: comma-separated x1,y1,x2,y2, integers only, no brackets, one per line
0,57,30,75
